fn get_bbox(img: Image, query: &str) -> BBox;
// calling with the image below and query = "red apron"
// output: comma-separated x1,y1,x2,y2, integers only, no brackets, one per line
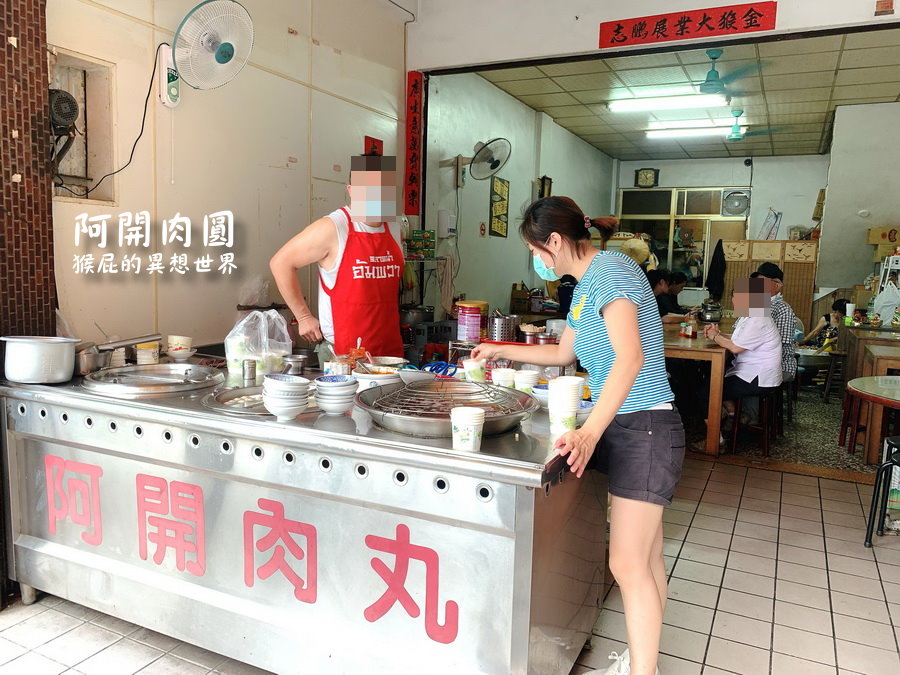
321,209,404,357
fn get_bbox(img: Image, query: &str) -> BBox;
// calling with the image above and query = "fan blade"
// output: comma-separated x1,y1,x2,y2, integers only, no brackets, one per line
719,62,765,85
743,126,789,137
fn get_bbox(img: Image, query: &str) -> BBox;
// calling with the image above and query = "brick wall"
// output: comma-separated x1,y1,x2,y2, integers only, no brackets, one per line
1,0,57,347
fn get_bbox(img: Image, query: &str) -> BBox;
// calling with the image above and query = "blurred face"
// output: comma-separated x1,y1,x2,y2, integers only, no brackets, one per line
669,281,685,295
757,274,783,295
733,278,772,317
347,170,398,223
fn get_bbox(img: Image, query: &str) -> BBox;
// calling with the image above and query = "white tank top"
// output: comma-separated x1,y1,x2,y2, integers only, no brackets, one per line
317,208,402,345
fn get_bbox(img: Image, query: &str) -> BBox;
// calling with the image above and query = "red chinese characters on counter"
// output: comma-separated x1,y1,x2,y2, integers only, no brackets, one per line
598,2,777,48
243,498,318,604
364,524,459,644
45,455,104,546
136,474,205,577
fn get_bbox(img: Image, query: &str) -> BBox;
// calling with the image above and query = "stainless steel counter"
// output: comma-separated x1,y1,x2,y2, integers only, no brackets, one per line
1,378,607,674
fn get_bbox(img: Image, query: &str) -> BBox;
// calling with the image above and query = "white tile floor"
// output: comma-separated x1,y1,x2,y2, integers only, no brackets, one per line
0,458,898,674
572,458,900,675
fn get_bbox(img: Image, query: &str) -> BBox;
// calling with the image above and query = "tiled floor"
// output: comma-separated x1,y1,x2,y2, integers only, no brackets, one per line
572,458,900,675
0,597,272,674
1,458,898,674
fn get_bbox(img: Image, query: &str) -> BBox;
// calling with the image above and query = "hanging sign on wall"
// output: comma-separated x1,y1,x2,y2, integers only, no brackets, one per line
489,176,509,238
599,2,777,49
403,71,424,216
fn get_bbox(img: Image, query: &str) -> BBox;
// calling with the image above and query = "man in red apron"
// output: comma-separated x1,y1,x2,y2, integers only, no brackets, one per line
270,155,403,357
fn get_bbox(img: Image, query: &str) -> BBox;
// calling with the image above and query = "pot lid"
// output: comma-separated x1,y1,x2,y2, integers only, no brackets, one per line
81,363,225,399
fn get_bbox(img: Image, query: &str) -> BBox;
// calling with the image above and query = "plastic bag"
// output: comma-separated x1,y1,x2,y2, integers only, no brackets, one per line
224,310,291,375
872,282,900,321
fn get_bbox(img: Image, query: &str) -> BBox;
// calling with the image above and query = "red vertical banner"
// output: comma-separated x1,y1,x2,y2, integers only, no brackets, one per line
404,71,424,216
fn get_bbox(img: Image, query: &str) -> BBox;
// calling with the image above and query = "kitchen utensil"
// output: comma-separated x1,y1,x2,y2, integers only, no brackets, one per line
399,305,434,326
355,359,374,374
421,361,458,376
167,348,197,362
76,349,112,375
488,316,517,342
355,379,538,438
1,336,81,383
94,322,110,340
81,364,225,398
398,369,437,385
281,354,308,375
201,386,272,416
698,300,723,324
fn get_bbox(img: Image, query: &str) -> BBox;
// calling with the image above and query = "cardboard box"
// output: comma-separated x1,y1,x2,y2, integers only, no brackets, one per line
510,284,530,314
873,243,899,262
867,226,900,245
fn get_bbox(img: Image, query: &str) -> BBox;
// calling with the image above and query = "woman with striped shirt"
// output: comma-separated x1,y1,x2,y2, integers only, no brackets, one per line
472,197,685,675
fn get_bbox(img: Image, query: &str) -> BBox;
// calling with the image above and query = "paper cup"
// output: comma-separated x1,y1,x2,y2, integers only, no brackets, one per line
167,335,193,352
514,370,539,393
135,342,159,365
845,303,855,318
462,358,487,382
490,367,516,387
450,406,486,451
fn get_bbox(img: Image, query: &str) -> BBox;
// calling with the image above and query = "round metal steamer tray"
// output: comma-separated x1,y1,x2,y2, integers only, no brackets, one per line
201,386,321,416
355,379,539,438
81,364,225,399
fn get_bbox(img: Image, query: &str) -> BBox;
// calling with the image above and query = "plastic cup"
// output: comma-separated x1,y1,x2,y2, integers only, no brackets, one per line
462,358,487,382
450,406,486,451
490,367,516,387
514,370,539,393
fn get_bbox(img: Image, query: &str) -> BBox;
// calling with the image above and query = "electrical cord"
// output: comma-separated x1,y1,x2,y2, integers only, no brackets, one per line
453,185,461,281
386,0,415,20
54,43,164,198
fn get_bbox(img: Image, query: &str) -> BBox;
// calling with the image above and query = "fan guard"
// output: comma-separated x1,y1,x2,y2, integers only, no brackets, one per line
468,138,511,180
173,0,254,90
722,190,750,217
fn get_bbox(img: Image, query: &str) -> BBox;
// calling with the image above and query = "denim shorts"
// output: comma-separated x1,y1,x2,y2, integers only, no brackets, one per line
590,406,686,506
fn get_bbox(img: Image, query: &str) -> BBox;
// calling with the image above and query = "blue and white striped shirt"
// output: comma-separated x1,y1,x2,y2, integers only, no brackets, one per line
567,251,673,414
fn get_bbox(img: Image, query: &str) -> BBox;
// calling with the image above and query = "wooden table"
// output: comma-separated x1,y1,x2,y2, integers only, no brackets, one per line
664,326,727,456
861,346,900,462
845,328,900,383
847,376,900,464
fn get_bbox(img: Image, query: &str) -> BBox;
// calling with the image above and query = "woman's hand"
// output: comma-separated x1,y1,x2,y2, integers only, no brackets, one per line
554,428,601,478
470,343,504,361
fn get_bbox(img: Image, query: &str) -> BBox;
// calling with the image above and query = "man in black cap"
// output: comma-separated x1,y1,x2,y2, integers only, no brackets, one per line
754,262,798,383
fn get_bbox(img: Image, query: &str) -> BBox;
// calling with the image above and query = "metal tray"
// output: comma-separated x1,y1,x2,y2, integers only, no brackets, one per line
202,386,270,415
81,364,225,399
355,380,539,438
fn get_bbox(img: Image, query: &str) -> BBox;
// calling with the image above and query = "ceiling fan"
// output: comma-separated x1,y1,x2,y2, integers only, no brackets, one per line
726,109,785,141
698,48,763,98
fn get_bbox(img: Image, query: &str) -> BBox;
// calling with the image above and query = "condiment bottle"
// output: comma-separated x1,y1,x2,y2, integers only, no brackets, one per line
688,317,698,339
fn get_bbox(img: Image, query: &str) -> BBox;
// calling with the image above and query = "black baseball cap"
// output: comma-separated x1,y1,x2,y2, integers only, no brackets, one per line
756,262,784,281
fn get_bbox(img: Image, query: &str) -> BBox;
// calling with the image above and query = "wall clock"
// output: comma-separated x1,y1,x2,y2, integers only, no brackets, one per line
784,241,817,262
722,241,750,261
634,168,659,188
751,241,783,261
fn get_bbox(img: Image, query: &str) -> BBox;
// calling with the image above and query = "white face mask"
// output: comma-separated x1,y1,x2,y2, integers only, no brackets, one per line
348,183,397,223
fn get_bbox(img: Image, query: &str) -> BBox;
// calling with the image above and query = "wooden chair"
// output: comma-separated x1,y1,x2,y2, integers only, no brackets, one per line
731,389,779,457
823,351,846,404
865,436,900,547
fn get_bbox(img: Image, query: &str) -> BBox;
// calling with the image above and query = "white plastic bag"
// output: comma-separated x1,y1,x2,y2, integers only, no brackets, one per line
224,310,291,375
873,282,900,321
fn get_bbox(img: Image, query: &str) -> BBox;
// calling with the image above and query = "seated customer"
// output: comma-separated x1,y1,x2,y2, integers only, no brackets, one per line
799,298,847,349
646,269,689,324
704,276,782,417
666,271,689,312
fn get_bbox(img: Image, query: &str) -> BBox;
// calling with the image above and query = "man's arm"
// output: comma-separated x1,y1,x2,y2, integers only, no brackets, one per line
269,217,339,342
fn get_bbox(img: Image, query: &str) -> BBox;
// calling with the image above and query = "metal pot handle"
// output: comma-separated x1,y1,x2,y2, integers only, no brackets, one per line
96,333,163,351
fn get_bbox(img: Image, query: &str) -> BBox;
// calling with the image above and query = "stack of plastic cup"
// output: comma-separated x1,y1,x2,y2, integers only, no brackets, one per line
450,406,486,451
490,367,516,387
514,369,540,393
462,358,486,382
548,376,584,434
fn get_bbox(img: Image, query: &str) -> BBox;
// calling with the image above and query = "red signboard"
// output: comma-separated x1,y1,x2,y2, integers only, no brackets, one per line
599,2,777,49
403,71,424,216
363,136,384,156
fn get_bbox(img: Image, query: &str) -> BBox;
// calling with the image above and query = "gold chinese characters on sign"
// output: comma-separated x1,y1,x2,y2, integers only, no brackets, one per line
489,176,509,238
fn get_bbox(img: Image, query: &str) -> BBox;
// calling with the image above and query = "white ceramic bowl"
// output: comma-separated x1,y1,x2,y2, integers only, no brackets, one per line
576,400,595,424
262,395,308,421
262,387,309,399
531,384,549,408
317,398,355,415
166,348,197,362
353,371,402,390
264,373,311,391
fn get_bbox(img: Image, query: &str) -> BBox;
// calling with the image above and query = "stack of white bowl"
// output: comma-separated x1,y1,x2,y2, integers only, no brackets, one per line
262,374,310,421
314,375,358,415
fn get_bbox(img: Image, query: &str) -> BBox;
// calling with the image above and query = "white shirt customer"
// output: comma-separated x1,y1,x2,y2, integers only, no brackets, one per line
727,316,782,388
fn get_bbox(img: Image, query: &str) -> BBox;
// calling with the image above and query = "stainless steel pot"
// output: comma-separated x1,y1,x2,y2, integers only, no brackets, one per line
76,350,112,376
1,336,81,383
399,305,434,325
698,300,723,323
